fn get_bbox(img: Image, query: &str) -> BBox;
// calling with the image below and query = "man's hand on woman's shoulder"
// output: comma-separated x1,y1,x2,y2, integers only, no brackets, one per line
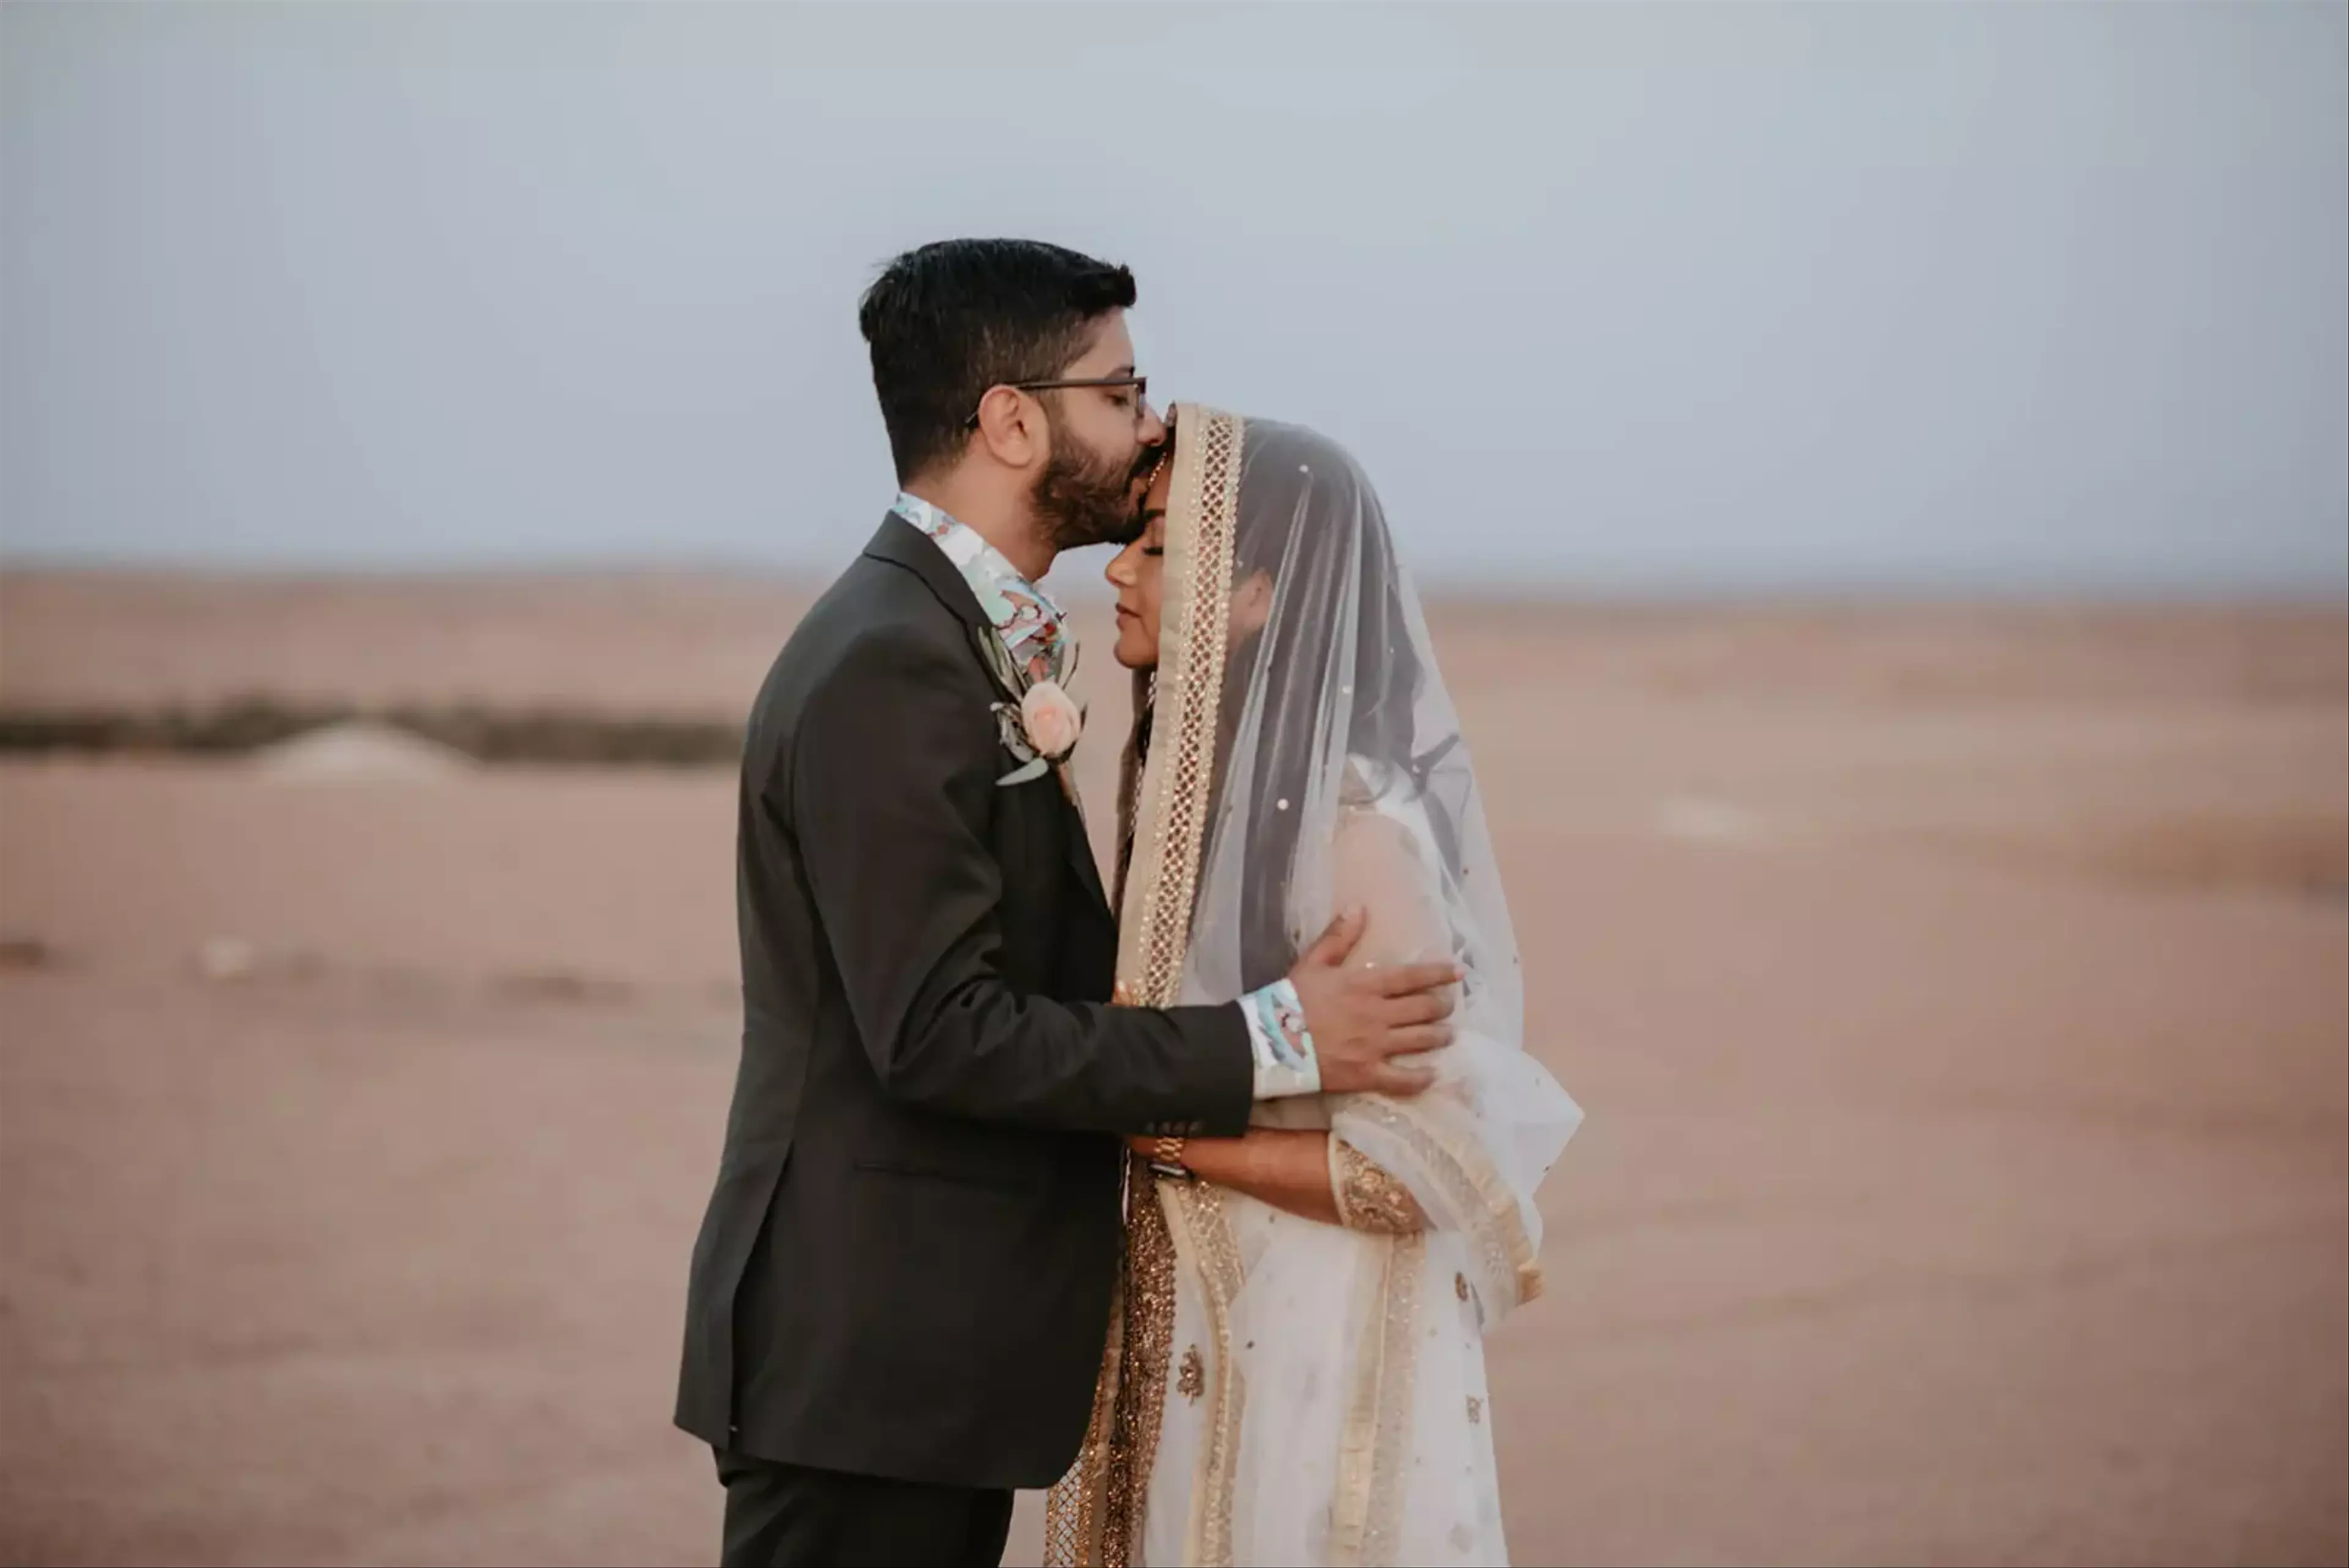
1288,908,1458,1097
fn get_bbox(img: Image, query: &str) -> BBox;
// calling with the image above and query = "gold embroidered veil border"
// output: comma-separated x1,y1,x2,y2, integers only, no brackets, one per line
1044,406,1245,1568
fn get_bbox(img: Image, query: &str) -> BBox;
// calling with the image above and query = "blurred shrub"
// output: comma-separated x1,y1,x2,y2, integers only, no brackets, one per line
0,697,744,767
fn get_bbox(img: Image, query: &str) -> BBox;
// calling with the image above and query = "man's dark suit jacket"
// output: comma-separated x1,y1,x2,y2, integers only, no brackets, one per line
674,515,1254,1490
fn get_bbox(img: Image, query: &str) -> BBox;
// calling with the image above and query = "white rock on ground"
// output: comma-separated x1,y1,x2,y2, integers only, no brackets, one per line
249,719,478,783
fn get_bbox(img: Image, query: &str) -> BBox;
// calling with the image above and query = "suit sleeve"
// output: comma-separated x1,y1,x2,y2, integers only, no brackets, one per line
784,626,1253,1136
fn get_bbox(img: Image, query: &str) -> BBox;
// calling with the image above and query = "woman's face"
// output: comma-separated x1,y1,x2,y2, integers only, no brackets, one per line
1103,452,1173,670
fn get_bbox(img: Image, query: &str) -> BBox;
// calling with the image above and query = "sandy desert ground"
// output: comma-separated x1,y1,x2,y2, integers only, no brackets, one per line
2,570,2343,1566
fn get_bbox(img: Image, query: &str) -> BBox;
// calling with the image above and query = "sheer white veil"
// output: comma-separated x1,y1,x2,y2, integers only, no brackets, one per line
1153,410,1579,1310
1055,407,1580,1568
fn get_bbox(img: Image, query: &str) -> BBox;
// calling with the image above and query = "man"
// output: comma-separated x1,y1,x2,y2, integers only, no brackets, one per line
675,239,1458,1567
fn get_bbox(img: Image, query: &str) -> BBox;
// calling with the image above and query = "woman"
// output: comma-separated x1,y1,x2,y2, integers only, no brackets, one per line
1044,407,1582,1567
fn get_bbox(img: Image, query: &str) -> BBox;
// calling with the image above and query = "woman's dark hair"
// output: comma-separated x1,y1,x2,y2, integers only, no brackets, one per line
1116,417,1458,992
858,239,1137,481
1219,422,1434,990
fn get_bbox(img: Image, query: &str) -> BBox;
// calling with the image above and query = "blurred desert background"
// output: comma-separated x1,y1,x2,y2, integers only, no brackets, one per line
5,3,2346,1566
3,574,2342,1566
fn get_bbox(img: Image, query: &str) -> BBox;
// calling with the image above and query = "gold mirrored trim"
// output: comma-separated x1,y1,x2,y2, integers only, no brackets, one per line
1047,407,1247,1567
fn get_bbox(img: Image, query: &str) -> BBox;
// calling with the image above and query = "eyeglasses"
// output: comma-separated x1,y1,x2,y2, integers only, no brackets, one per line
963,374,1151,430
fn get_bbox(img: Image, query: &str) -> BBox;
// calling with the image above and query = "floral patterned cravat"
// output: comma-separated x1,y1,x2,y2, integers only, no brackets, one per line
891,492,1073,689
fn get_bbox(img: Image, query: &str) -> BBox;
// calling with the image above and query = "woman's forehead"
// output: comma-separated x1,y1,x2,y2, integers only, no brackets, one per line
1143,451,1176,510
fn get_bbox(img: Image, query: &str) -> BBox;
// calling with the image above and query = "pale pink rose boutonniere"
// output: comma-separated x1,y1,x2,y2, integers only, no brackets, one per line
995,680,1082,786
968,623,1085,786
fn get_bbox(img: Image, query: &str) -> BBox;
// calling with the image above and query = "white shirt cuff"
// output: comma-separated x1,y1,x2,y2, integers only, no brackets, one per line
1241,978,1321,1099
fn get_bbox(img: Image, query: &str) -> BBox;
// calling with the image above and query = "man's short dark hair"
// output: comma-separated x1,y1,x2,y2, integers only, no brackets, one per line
858,239,1138,481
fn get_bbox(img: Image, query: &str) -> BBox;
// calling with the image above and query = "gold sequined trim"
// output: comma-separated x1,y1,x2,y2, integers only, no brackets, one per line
1114,406,1240,1003
1045,407,1247,1567
1163,1178,1249,1566
1335,1092,1543,1313
1455,1271,1470,1301
1102,1162,1179,1564
1327,1232,1425,1566
1176,1344,1204,1403
1044,1224,1123,1566
1330,1137,1427,1235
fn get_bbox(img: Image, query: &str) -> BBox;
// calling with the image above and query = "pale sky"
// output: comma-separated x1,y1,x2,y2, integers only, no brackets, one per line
4,2,2345,593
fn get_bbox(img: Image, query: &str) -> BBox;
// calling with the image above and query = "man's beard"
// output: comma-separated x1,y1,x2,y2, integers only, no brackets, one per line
1033,428,1157,553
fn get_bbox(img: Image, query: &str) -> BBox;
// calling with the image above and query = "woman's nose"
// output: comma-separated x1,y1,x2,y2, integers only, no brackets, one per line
1104,542,1136,589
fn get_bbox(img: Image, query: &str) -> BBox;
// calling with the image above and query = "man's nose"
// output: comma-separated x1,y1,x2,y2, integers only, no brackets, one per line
1137,401,1168,447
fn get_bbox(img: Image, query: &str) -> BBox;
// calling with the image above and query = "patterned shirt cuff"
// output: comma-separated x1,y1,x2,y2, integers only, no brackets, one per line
1240,978,1321,1099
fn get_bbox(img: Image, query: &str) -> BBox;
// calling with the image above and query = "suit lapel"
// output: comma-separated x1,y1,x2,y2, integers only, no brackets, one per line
863,515,1113,926
1057,767,1111,916
864,514,990,633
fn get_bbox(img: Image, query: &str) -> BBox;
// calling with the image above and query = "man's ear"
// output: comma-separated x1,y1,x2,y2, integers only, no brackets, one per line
973,387,1045,469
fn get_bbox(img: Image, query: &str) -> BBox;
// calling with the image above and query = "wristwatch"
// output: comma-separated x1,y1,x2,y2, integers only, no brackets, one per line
1147,1134,1195,1182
